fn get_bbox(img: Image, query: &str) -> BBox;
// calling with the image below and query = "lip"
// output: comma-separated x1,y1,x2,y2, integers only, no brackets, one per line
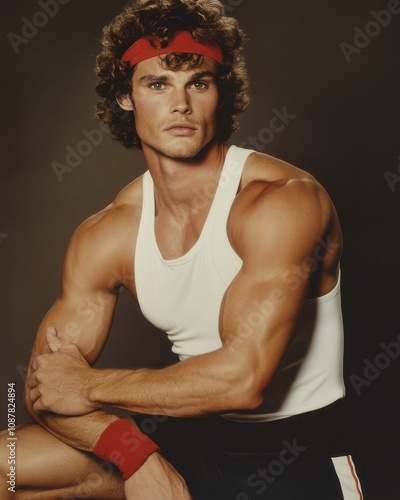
165,123,197,135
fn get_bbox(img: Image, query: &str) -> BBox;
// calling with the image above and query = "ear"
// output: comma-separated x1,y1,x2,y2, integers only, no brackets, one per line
116,94,134,111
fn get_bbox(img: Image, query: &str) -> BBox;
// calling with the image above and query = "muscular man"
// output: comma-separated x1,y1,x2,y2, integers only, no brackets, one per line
0,1,364,498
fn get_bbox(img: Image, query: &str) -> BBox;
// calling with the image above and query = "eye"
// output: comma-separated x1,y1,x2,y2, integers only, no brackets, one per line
191,81,208,90
149,82,165,91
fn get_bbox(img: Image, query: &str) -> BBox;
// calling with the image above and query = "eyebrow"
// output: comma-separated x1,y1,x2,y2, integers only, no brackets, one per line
189,71,217,81
139,74,169,84
138,71,217,85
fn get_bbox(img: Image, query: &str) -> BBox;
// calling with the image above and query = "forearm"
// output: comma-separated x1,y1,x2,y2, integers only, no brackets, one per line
25,289,121,450
25,394,119,451
88,347,261,417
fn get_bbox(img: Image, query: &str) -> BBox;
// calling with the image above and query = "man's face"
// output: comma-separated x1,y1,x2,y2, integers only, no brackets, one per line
131,55,220,159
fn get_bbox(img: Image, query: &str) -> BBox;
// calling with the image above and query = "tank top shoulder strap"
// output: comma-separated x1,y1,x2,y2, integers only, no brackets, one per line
212,145,255,216
136,170,154,249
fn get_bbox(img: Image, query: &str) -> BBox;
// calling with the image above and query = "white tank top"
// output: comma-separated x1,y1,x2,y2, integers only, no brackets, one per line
134,145,345,422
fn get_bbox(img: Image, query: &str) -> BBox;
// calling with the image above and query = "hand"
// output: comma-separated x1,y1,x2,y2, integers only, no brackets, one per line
124,452,192,500
27,327,97,415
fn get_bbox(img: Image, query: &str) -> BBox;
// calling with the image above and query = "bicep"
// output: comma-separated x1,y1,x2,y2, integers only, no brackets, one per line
219,265,309,393
28,214,123,369
219,181,328,390
30,290,118,366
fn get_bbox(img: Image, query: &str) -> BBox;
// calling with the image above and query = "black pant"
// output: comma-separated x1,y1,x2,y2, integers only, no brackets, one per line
134,400,351,500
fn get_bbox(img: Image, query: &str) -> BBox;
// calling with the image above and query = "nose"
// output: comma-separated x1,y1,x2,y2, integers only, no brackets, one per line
170,87,191,115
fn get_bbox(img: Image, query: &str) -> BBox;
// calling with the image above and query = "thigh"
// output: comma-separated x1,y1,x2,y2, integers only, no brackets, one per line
0,423,124,500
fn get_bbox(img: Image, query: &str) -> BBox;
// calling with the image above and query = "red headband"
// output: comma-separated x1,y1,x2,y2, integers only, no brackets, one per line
121,30,224,67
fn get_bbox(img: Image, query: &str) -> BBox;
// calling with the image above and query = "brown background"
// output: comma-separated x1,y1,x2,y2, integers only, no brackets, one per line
1,1,399,497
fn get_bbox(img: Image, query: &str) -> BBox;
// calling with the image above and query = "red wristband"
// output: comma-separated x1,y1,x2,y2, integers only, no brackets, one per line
93,420,160,479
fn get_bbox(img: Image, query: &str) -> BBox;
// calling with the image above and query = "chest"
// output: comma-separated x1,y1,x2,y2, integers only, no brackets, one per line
135,224,243,359
153,201,216,260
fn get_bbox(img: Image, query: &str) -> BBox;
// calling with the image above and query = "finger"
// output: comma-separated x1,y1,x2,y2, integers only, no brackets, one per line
29,387,40,403
31,352,51,371
32,398,44,413
26,372,38,389
46,326,63,352
30,354,45,372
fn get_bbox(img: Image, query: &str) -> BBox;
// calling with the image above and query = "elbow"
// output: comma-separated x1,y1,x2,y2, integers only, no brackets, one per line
225,373,265,412
232,387,264,412
214,348,267,413
245,390,264,410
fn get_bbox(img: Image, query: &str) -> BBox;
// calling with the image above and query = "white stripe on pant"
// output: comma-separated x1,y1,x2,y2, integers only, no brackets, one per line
331,455,364,500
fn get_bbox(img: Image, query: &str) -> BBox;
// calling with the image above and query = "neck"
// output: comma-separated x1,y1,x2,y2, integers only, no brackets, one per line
143,141,228,217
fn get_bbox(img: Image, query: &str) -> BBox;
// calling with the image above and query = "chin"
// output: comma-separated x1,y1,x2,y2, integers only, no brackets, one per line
159,141,208,160
168,147,202,159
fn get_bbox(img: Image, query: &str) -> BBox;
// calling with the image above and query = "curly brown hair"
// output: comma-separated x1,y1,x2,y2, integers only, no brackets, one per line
95,0,249,149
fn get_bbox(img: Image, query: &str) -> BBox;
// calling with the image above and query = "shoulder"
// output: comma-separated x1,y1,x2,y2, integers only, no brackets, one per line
77,176,143,235
229,152,340,261
240,150,317,189
72,175,143,246
62,176,144,291
233,151,333,226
